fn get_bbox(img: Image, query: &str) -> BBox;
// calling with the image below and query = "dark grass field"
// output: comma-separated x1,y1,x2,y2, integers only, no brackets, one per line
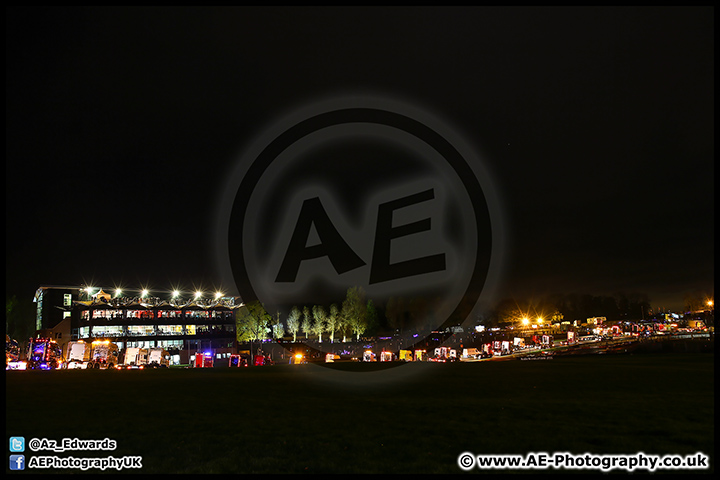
5,352,714,474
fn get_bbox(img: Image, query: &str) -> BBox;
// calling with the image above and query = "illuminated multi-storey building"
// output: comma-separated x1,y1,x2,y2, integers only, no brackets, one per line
34,284,242,365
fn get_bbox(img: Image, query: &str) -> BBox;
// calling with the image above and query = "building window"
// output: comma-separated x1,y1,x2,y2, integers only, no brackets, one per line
93,325,124,337
35,290,44,331
63,294,72,307
127,325,154,336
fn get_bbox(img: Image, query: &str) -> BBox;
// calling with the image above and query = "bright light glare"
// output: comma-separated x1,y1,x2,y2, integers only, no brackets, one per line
215,292,223,299
195,291,202,298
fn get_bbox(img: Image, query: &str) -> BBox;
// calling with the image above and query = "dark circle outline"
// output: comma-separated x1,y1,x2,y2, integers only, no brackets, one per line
228,107,492,349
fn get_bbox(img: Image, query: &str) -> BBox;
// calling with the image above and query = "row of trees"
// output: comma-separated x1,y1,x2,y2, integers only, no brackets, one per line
237,289,668,343
236,286,377,344
235,286,463,344
483,292,656,329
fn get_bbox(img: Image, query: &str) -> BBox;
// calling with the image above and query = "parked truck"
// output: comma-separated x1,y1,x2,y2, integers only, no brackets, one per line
379,351,393,362
253,352,273,366
65,341,92,369
120,347,149,369
363,350,377,362
6,335,24,370
193,352,214,368
229,354,248,367
26,337,63,370
86,340,120,369
146,348,170,368
461,347,487,361
431,346,457,362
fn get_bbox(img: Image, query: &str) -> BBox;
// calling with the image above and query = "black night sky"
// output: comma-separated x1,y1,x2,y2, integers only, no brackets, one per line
6,7,714,314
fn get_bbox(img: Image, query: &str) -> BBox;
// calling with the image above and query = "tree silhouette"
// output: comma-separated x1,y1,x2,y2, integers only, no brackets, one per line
236,301,272,364
301,306,312,340
342,286,367,341
311,305,327,343
286,306,301,342
326,303,340,343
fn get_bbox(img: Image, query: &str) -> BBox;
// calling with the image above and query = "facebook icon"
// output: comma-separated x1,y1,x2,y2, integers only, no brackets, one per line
10,454,25,470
